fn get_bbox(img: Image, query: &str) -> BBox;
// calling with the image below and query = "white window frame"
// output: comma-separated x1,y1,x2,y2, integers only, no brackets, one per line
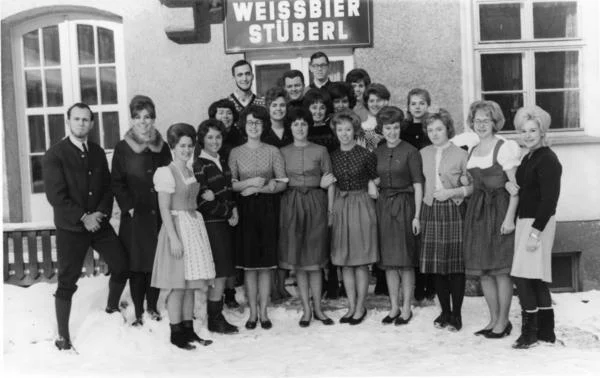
462,0,597,136
11,13,128,222
247,48,354,95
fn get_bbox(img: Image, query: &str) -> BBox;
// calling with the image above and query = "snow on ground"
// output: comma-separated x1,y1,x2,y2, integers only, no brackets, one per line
3,276,600,377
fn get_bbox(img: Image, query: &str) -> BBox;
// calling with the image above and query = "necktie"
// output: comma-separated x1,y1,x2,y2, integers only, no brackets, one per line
82,142,88,154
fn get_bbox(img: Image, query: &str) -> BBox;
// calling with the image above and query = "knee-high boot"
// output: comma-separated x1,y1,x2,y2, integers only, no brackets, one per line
513,311,539,349
537,308,556,343
55,296,73,350
208,300,239,334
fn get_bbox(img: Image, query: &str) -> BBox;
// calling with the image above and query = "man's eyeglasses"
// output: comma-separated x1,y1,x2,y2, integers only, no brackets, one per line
473,119,493,126
311,63,329,69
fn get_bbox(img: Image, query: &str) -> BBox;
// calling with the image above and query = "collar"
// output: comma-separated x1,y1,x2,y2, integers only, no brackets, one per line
313,79,329,89
68,135,88,152
124,128,164,153
199,149,221,163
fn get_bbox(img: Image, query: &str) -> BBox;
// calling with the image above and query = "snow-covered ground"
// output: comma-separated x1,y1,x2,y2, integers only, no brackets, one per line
3,276,600,377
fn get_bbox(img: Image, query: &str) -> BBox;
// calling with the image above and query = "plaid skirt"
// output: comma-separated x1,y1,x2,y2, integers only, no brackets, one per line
419,200,465,274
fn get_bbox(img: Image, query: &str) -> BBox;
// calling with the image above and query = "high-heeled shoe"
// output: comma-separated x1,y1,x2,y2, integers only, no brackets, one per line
299,313,311,328
485,321,513,339
313,312,334,325
245,318,258,330
260,319,273,330
382,311,401,325
349,308,367,325
474,327,493,336
394,311,412,326
433,312,450,328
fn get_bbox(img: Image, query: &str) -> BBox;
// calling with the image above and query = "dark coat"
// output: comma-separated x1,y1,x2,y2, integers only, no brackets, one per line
43,138,113,232
111,129,171,272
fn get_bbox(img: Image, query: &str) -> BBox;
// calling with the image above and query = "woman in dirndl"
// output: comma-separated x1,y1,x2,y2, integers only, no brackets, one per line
151,123,215,350
419,109,472,332
463,100,521,339
279,107,335,327
329,109,379,325
509,106,562,349
373,106,424,326
228,105,288,330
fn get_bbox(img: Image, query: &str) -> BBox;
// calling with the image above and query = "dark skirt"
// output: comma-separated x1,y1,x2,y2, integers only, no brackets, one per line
376,190,418,269
205,220,236,278
235,193,278,269
279,187,329,271
463,188,514,275
118,211,160,272
331,189,378,267
420,200,465,274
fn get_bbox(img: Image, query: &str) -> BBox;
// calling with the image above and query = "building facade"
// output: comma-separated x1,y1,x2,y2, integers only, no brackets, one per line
2,0,599,288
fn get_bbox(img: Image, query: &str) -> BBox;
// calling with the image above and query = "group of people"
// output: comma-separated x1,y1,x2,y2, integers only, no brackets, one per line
43,51,562,352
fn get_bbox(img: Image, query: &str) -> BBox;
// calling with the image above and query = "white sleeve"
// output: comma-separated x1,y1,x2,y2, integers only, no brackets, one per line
153,166,176,193
451,131,479,152
497,140,522,171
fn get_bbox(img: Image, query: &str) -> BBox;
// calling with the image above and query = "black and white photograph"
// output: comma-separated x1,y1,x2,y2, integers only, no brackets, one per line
2,0,600,376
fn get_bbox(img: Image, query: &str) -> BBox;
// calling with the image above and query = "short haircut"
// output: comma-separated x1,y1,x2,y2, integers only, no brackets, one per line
285,106,314,129
67,102,94,121
282,70,305,85
238,105,271,138
166,122,196,149
129,95,156,119
345,68,371,87
196,119,226,149
302,88,333,115
514,105,552,137
329,81,357,109
376,106,405,133
406,88,432,107
363,83,391,103
231,59,252,76
423,109,456,139
466,100,506,132
265,86,288,108
310,51,329,64
330,109,363,139
208,98,239,124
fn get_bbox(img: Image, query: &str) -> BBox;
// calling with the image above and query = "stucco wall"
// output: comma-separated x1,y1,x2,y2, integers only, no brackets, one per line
354,0,464,130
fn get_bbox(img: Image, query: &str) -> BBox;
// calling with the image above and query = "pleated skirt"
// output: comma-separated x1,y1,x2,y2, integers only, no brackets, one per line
279,187,329,271
511,217,555,283
205,220,236,278
235,193,278,269
376,190,418,269
420,200,465,274
331,189,378,267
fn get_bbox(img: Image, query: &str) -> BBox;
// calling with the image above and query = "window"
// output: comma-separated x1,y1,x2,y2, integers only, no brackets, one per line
474,0,581,131
12,15,127,221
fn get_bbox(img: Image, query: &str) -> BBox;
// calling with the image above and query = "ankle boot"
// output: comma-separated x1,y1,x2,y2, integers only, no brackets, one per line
55,297,72,343
513,311,538,349
208,300,239,334
537,308,556,343
106,279,126,312
224,288,240,309
181,320,213,346
170,323,196,350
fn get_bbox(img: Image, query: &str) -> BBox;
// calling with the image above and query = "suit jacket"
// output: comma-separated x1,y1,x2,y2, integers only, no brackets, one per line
43,138,113,232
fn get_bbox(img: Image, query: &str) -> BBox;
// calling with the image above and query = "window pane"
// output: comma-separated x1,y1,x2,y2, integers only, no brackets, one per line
80,67,98,105
536,91,579,129
31,156,45,193
534,2,577,39
98,27,115,64
48,114,65,146
255,63,290,98
479,3,521,41
102,112,120,148
482,93,523,131
28,115,46,152
99,67,118,104
23,29,40,67
535,51,578,89
25,70,43,108
77,24,95,64
45,69,63,107
481,54,522,91
42,25,61,66
88,112,101,145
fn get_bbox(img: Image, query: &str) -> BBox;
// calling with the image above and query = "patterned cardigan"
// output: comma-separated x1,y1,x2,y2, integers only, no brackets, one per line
192,155,236,222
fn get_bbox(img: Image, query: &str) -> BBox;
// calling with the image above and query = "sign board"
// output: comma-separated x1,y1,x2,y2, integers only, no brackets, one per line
224,0,373,53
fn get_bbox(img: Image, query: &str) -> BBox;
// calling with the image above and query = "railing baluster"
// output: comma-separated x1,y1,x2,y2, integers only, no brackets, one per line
3,234,9,283
26,231,40,283
41,230,54,280
12,232,25,283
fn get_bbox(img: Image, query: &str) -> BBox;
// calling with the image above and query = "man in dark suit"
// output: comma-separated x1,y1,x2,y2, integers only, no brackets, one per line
308,51,334,93
43,103,129,351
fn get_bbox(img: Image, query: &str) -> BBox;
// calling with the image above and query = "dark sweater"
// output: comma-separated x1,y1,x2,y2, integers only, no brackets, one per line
43,138,113,232
516,147,562,231
193,156,236,221
401,120,431,150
